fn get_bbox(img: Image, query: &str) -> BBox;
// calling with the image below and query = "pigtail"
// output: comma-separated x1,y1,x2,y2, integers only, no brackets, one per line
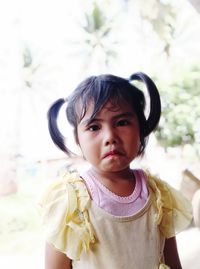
47,98,69,155
129,72,161,136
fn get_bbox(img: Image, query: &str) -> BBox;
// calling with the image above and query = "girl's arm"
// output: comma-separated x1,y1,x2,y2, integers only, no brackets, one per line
164,236,182,269
45,243,72,269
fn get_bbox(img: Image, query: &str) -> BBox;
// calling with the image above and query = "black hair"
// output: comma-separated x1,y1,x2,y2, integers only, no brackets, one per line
47,72,161,156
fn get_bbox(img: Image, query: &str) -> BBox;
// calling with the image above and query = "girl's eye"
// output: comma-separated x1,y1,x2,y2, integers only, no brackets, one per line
87,125,100,132
116,119,129,127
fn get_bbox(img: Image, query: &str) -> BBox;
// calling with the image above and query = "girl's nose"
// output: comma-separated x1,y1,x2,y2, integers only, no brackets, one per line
104,127,119,146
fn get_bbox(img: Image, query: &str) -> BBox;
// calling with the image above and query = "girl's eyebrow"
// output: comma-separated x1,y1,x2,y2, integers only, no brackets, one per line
80,112,135,126
112,112,135,120
80,117,101,126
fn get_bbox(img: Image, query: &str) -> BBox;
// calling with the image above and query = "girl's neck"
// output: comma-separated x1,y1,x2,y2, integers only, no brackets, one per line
89,167,135,197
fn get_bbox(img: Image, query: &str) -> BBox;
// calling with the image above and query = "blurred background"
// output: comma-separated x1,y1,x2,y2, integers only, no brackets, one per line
0,0,200,268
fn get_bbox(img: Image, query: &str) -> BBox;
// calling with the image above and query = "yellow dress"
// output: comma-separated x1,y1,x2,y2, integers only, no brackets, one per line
40,171,192,268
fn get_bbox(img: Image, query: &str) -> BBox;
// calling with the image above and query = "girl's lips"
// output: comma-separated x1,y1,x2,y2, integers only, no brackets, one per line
103,150,124,159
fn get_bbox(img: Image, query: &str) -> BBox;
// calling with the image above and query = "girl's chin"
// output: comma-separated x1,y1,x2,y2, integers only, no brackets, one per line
96,165,130,174
100,159,130,171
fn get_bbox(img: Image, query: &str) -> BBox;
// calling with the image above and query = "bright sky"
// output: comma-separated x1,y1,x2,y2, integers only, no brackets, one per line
0,0,200,160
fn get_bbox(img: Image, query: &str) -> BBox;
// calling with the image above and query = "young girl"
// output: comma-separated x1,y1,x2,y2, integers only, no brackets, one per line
41,72,192,269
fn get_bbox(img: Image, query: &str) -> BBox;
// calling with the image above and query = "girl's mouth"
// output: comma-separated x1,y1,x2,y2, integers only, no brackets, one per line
103,150,124,159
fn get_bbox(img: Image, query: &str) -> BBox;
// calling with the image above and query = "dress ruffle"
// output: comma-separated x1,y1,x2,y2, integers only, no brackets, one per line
40,172,96,260
40,171,192,262
147,172,192,238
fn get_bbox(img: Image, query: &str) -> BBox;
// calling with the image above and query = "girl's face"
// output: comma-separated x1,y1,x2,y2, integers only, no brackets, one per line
77,100,140,175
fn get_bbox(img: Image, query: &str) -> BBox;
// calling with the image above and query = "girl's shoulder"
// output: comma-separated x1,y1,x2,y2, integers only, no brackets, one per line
40,171,90,211
39,171,96,260
144,170,193,238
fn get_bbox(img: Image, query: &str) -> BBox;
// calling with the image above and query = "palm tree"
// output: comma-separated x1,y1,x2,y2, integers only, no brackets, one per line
67,1,120,74
0,42,64,195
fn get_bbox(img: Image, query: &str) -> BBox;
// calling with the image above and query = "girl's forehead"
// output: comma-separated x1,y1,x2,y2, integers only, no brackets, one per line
102,100,132,111
81,100,135,118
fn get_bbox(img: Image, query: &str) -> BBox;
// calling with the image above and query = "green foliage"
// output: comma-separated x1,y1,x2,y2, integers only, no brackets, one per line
83,2,110,34
77,1,118,70
155,66,200,155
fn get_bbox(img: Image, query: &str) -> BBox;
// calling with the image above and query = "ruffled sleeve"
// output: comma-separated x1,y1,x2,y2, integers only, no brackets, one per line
147,172,192,238
39,172,96,260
